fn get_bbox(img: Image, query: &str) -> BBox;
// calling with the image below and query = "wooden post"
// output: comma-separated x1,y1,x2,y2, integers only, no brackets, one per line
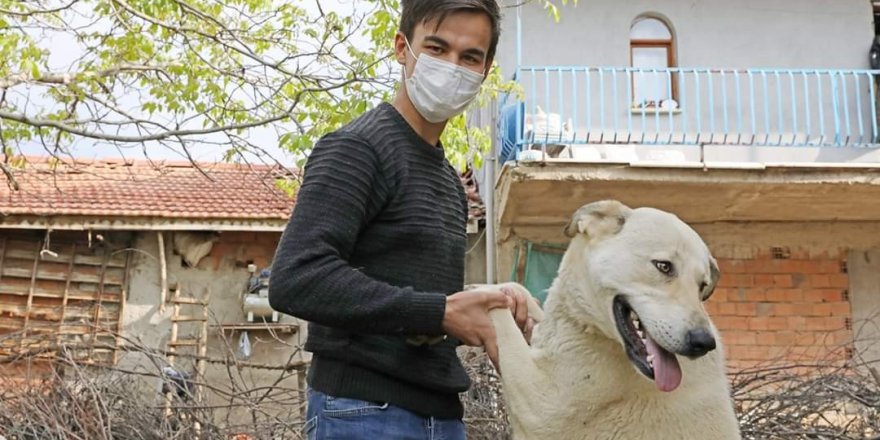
158,232,167,312
21,241,42,351
56,242,77,351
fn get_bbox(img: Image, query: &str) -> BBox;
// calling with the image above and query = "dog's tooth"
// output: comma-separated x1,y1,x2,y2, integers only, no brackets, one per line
637,330,644,338
647,354,655,365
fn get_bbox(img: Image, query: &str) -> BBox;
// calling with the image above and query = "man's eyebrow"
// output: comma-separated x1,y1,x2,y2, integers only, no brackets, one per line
423,35,450,47
423,35,486,59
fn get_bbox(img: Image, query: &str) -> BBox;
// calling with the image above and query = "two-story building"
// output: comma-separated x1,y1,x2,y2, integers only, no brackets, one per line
481,0,880,371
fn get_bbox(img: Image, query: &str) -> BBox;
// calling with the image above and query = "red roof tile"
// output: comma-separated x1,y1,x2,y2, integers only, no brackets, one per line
0,157,296,221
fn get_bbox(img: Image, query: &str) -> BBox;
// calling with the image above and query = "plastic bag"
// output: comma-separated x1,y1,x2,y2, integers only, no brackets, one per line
237,331,252,360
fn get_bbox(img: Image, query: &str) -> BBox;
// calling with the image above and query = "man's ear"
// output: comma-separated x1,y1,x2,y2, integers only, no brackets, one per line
394,31,409,65
563,200,632,241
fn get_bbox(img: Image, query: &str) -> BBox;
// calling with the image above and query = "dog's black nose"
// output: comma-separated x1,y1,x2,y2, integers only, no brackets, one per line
685,328,716,357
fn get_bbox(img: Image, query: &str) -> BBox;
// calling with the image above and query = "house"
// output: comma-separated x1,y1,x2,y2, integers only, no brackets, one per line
480,0,880,371
0,156,305,424
0,156,488,428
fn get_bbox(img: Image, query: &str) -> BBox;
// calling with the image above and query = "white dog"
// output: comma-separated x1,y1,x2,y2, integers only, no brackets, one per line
480,200,740,440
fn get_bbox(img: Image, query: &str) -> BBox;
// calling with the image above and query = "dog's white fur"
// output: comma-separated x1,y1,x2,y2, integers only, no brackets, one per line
476,201,740,440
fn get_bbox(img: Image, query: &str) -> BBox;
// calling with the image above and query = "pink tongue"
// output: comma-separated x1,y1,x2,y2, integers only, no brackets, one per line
645,335,682,392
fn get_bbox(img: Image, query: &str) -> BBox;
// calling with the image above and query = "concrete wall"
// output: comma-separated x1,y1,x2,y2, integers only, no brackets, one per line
848,249,880,366
498,0,873,73
493,0,876,147
120,230,306,426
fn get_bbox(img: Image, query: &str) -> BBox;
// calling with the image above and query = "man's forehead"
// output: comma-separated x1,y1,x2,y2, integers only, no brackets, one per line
414,12,492,46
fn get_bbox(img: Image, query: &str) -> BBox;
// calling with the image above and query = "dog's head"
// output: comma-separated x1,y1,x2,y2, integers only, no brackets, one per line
562,200,720,393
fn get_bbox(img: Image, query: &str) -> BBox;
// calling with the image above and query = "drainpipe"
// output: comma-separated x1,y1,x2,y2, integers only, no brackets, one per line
485,111,498,284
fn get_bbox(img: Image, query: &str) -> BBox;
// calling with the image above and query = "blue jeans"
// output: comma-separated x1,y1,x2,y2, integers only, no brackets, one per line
303,389,466,440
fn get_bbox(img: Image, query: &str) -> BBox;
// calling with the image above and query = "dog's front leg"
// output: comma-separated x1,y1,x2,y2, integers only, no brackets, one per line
486,287,555,439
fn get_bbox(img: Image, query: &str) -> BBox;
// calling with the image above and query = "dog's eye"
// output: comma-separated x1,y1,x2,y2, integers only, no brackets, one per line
652,260,674,275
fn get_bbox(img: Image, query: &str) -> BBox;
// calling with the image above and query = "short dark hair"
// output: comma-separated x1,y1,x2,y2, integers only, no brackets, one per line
400,0,502,62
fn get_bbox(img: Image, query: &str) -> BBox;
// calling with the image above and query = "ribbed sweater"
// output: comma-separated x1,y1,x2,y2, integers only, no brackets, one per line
268,102,469,419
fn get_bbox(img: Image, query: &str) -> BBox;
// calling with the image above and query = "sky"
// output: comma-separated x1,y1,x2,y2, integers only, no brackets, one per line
15,0,382,166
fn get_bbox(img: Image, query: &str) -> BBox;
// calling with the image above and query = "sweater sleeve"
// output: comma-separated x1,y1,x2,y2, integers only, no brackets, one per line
268,131,448,335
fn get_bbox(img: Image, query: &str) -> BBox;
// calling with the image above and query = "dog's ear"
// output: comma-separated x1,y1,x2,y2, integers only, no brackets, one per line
563,200,632,239
701,257,721,301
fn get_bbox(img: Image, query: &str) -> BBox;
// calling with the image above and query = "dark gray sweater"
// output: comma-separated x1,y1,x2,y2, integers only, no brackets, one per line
268,102,470,419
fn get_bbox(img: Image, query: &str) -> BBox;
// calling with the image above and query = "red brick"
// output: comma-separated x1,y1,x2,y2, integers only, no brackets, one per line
744,289,766,302
711,288,733,302
728,317,750,331
774,303,795,316
792,303,813,316
704,302,718,315
735,303,757,317
809,274,831,288
828,274,849,288
787,316,807,328
753,331,774,346
756,303,774,316
725,332,756,346
805,317,846,331
821,290,844,303
754,274,775,287
717,275,734,288
794,333,816,346
726,346,749,360
818,261,843,274
749,317,788,331
774,331,798,346
784,290,804,302
718,302,737,316
765,289,788,302
718,259,746,274
804,290,827,303
733,274,754,287
772,275,793,288
809,303,833,317
779,260,805,273
830,302,851,317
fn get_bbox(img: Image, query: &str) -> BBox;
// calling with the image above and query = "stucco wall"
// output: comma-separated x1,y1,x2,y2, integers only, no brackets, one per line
119,230,306,426
493,0,876,147
498,0,873,73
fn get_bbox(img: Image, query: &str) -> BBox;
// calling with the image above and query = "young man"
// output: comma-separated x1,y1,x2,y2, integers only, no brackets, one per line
268,1,531,438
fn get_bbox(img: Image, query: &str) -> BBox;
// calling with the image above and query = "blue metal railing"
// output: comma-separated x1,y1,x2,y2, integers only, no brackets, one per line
498,66,880,160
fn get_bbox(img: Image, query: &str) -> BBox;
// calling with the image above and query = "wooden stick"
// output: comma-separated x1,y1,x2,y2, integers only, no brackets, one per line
157,232,167,312
114,250,133,365
56,242,77,350
21,241,42,351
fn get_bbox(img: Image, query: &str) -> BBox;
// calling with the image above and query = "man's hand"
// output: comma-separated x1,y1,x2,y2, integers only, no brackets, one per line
442,289,512,369
499,285,535,341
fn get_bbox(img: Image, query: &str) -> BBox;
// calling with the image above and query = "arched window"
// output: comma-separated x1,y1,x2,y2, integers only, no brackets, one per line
630,17,676,107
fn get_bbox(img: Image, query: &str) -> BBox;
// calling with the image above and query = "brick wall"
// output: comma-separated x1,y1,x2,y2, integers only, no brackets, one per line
206,231,282,271
705,247,853,371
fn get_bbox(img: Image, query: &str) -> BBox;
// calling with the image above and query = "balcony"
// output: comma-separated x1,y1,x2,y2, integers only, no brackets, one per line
498,67,880,164
490,66,880,282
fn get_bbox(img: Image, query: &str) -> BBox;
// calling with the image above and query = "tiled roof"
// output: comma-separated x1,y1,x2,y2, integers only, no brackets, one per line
0,157,296,220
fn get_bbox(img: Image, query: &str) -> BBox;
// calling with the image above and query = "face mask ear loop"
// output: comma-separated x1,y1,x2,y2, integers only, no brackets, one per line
403,36,419,62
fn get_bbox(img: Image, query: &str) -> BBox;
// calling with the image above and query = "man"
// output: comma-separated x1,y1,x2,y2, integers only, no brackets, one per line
268,1,531,438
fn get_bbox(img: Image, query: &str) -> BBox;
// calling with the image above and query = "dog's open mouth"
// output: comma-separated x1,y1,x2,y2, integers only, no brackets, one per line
613,296,682,392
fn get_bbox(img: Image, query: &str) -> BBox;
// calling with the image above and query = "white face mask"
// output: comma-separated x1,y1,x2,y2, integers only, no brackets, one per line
403,37,485,123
